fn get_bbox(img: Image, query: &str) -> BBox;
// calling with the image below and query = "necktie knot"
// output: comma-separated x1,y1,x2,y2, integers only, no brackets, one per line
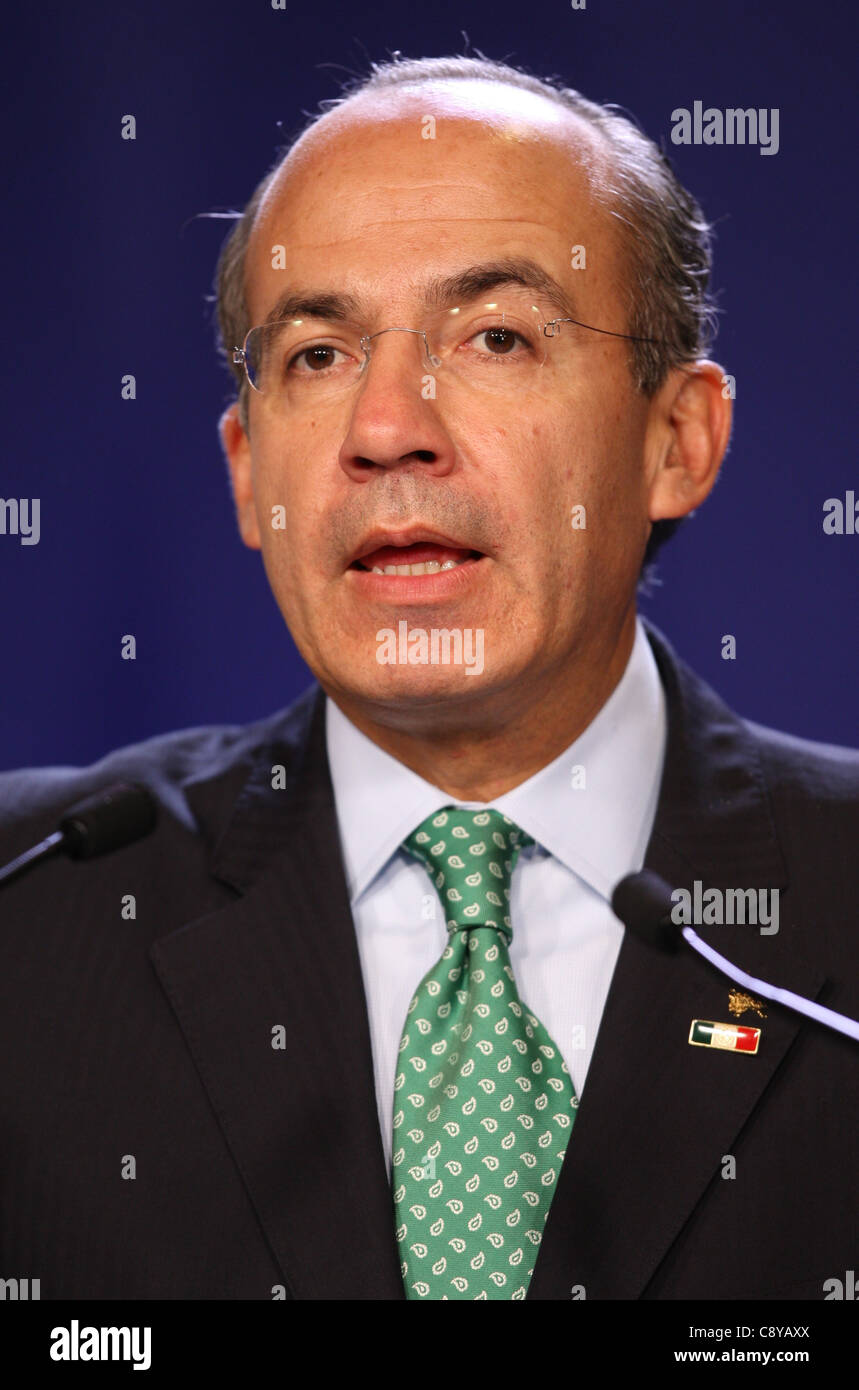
402,806,534,941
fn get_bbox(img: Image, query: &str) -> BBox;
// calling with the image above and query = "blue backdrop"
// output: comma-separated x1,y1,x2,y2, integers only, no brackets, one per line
2,0,856,770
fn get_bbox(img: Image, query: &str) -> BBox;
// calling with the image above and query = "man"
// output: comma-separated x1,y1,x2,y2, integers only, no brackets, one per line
0,55,856,1301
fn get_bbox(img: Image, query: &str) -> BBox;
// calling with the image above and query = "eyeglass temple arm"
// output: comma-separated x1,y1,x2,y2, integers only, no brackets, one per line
543,317,663,344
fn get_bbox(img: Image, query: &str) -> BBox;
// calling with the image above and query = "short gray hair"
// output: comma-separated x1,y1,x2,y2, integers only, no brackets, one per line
213,54,720,563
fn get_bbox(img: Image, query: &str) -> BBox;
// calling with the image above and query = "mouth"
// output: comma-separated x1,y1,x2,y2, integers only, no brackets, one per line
345,529,488,601
348,530,486,576
350,542,483,575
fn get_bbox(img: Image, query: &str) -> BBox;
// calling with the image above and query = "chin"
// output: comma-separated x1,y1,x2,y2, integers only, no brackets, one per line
362,667,489,704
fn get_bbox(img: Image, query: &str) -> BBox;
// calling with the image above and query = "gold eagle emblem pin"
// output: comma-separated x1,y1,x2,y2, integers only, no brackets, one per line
728,989,767,1019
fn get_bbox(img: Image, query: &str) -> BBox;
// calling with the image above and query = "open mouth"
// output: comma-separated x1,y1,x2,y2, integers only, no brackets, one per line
350,542,484,576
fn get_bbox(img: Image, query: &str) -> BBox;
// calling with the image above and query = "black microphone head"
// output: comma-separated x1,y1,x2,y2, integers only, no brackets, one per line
611,870,682,952
58,782,158,860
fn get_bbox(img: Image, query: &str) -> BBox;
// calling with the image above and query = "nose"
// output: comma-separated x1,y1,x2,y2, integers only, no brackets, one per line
337,327,457,483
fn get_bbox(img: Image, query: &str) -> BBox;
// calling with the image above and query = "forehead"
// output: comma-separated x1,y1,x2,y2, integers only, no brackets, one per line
244,80,620,321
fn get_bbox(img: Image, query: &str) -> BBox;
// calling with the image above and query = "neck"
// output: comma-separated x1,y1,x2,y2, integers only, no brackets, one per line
325,610,638,802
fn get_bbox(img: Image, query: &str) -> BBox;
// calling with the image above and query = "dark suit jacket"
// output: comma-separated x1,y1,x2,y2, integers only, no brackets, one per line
0,621,856,1300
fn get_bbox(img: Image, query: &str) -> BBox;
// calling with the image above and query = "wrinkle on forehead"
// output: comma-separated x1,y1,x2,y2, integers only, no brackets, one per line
292,215,577,242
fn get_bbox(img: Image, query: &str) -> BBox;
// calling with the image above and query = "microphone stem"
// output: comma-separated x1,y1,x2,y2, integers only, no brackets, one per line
684,927,859,1042
0,831,65,887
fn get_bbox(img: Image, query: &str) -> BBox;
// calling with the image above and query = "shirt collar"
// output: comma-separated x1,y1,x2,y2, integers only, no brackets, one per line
325,616,667,907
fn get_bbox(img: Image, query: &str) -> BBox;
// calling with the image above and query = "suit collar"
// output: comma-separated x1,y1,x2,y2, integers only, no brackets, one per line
194,684,324,894
639,616,788,893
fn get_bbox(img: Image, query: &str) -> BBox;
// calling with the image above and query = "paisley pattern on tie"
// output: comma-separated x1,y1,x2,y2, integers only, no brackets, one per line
393,807,578,1300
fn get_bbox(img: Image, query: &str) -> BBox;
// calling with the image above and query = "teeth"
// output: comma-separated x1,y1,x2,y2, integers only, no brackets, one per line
370,556,469,576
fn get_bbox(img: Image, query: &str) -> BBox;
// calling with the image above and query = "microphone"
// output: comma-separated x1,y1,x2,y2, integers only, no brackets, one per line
611,870,680,953
0,782,157,888
612,869,859,1044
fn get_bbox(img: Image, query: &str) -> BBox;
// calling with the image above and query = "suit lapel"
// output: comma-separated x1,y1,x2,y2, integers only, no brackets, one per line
150,689,405,1299
527,622,826,1299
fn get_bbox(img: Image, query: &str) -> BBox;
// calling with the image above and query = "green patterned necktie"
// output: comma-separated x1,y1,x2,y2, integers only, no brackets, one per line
392,806,578,1300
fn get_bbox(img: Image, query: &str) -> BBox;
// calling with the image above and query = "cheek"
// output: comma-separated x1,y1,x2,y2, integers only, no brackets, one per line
515,411,598,539
459,410,568,513
251,438,319,554
513,388,645,600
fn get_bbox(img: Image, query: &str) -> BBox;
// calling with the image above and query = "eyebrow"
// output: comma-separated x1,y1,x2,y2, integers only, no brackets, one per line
259,258,579,328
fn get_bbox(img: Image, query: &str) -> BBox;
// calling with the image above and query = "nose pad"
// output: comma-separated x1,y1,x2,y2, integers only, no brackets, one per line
360,326,440,373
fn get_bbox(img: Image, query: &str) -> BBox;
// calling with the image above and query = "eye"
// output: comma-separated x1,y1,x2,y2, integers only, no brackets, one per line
469,325,532,357
288,344,350,374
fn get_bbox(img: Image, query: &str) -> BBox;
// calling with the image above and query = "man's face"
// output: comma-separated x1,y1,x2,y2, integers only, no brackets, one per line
225,81,665,732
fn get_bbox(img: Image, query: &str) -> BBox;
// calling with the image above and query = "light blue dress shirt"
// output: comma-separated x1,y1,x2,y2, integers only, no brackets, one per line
325,617,668,1171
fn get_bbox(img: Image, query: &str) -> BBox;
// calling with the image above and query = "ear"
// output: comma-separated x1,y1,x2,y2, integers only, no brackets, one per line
645,359,733,523
218,401,261,550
